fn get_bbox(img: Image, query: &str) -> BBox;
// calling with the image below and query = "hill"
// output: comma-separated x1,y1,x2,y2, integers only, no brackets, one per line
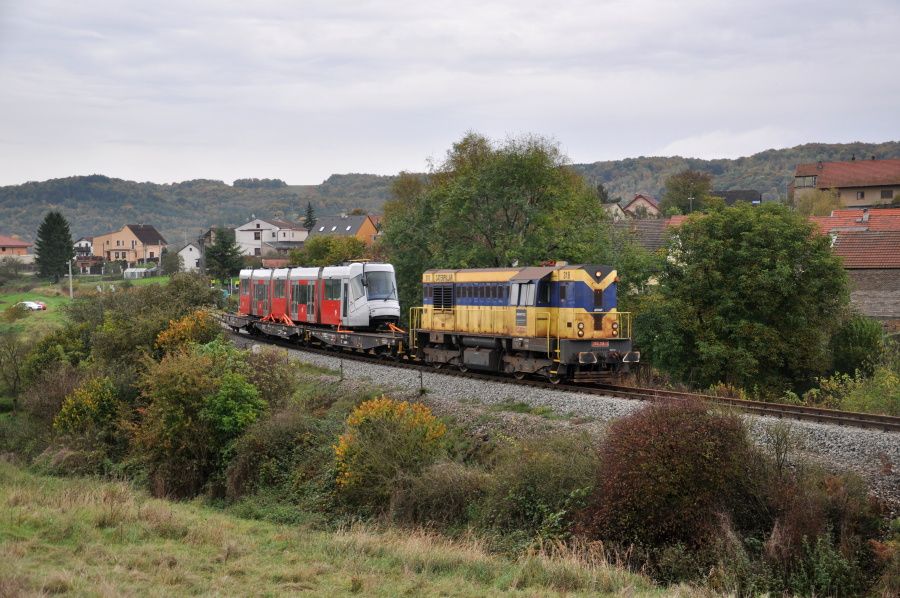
2,141,898,241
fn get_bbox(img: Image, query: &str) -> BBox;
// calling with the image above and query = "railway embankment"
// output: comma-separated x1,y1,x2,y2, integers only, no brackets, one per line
231,335,900,511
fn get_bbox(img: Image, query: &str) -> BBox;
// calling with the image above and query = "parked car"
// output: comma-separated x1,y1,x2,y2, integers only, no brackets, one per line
15,301,46,311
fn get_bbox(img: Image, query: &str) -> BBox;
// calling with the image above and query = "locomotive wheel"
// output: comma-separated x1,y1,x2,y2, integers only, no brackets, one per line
547,374,562,385
458,363,468,373
431,361,443,370
513,371,526,380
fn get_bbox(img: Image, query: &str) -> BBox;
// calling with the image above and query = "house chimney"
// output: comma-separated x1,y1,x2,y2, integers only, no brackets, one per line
862,208,870,223
816,161,823,170
871,155,876,160
851,153,855,161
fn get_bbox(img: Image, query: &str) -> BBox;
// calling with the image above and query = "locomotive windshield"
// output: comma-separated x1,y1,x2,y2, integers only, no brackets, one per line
366,271,397,300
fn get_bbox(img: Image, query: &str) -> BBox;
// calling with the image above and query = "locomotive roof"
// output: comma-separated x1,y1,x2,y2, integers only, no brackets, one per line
423,264,615,283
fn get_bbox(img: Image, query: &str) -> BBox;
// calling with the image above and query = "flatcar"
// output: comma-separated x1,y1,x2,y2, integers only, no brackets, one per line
410,263,638,382
238,262,401,330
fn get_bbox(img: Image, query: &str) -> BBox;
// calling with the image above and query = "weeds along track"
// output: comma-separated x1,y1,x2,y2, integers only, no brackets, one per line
226,330,900,433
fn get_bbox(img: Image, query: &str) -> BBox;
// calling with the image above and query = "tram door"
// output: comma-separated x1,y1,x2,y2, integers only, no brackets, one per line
306,282,316,323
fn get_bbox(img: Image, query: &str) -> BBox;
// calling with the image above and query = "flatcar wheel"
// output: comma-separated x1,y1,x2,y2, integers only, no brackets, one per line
547,374,562,385
513,371,526,380
430,361,443,370
458,363,468,373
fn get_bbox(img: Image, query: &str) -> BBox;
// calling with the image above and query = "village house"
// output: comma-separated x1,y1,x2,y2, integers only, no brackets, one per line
307,214,380,245
0,234,31,257
92,224,167,265
790,158,900,207
620,194,661,218
235,218,308,257
177,243,202,273
73,237,93,256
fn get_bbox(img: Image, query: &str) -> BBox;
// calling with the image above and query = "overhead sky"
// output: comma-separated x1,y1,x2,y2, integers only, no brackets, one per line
1,0,898,186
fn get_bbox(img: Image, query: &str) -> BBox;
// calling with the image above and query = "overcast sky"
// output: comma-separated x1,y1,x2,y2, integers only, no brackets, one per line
1,0,898,186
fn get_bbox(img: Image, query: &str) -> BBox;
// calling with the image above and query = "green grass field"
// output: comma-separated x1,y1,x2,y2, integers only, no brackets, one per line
0,463,663,597
0,287,69,338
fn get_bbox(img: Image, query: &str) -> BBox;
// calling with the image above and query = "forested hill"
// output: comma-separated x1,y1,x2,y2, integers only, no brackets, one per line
572,140,900,203
2,141,898,241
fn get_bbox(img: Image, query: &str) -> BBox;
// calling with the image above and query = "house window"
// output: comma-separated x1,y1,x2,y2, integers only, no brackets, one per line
256,223,260,228
254,248,261,256
794,175,817,188
882,189,894,200
195,260,200,267
254,232,261,240
149,252,154,258
856,191,865,200
282,232,286,238
346,225,352,231
330,226,337,231
271,232,276,239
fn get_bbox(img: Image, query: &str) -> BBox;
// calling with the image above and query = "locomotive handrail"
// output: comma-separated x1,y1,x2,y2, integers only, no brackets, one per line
408,307,424,351
534,311,553,358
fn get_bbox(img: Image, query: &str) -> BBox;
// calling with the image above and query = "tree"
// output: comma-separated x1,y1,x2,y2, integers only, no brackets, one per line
596,182,611,204
303,202,317,231
205,227,243,285
380,133,613,313
794,188,840,216
160,249,182,275
34,211,74,282
634,203,848,393
659,170,713,214
0,332,31,407
287,236,366,266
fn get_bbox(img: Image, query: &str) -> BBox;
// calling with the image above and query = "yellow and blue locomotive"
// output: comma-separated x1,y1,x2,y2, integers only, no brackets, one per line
410,263,639,382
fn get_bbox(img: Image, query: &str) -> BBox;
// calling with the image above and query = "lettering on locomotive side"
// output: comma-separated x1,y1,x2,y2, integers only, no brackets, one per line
591,341,610,347
432,273,454,282
561,271,572,280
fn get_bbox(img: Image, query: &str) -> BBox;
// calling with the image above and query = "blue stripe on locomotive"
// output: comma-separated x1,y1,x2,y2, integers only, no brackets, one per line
423,280,617,311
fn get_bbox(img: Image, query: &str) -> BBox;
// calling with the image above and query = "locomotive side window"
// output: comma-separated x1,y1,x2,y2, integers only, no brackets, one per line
559,283,567,302
539,282,550,304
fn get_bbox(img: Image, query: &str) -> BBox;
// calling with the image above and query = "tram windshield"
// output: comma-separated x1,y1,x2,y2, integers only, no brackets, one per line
366,271,397,300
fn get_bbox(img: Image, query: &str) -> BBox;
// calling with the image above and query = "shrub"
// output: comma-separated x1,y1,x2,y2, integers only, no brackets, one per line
226,407,325,499
53,376,119,439
21,362,82,424
154,309,221,355
578,401,758,548
243,346,301,409
830,313,884,377
479,433,598,541
390,461,492,527
135,347,264,498
334,396,446,510
21,323,91,385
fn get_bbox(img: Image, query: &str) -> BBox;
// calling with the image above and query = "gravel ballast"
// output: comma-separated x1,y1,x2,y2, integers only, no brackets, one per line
234,336,900,509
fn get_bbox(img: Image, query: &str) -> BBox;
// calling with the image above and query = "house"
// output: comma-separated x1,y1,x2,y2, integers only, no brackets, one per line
307,214,380,245
603,203,627,222
74,237,93,257
613,216,687,252
790,158,900,207
831,231,900,325
92,225,167,264
0,234,31,257
235,219,308,257
177,243,202,273
713,190,762,206
809,207,900,234
620,194,660,218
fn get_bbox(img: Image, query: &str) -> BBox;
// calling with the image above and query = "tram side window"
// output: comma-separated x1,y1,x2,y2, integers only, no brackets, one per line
325,279,341,300
274,279,285,299
240,279,249,295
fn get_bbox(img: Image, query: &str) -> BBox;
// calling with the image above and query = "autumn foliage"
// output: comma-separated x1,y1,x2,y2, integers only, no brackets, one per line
334,396,446,509
154,309,220,355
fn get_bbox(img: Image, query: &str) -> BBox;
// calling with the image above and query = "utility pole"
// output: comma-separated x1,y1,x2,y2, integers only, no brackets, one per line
68,258,73,299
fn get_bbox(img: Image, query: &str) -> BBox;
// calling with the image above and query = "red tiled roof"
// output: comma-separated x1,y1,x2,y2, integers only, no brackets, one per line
0,235,31,248
795,159,900,188
809,209,900,234
666,215,689,227
831,231,900,269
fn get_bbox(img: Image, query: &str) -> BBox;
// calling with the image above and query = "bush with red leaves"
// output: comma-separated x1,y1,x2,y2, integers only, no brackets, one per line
577,401,759,548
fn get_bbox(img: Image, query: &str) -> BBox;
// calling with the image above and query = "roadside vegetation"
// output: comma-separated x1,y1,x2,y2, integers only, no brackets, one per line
1,274,898,596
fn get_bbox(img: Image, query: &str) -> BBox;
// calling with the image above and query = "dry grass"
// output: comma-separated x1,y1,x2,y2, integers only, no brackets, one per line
0,462,669,596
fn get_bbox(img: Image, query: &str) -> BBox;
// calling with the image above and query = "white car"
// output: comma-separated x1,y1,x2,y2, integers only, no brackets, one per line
15,301,46,311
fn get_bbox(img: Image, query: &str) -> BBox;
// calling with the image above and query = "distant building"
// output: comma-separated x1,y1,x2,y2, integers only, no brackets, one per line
832,231,900,325
235,219,308,257
177,243,202,273
0,234,31,257
790,158,900,207
92,225,167,265
307,214,380,245
713,190,762,205
603,203,627,222
74,236,93,257
620,194,660,218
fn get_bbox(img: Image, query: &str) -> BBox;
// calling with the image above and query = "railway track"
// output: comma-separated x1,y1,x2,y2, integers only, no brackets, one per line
228,330,900,433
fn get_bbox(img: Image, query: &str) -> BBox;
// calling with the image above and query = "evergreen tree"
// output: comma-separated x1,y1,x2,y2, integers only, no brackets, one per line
34,211,74,282
303,202,317,231
204,227,244,285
